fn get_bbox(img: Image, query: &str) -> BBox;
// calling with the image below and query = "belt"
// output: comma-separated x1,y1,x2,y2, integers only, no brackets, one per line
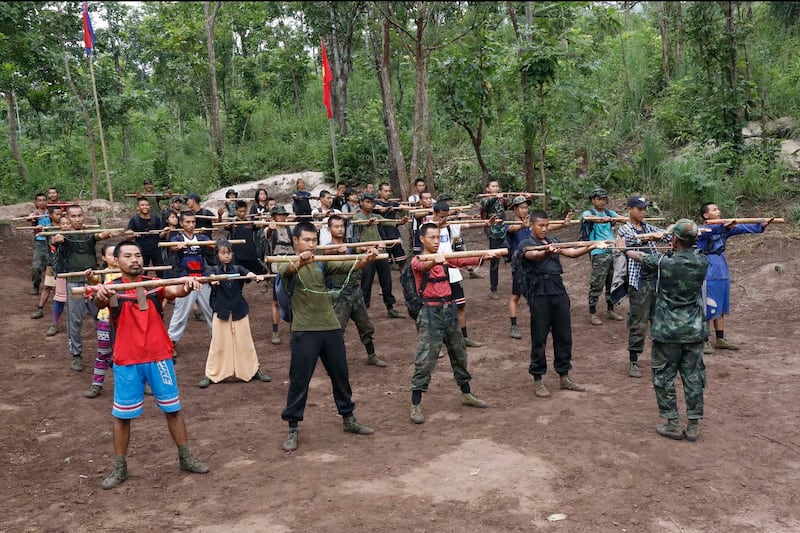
423,297,454,307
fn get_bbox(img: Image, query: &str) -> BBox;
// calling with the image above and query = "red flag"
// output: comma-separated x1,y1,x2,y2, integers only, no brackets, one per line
82,2,95,57
321,39,333,119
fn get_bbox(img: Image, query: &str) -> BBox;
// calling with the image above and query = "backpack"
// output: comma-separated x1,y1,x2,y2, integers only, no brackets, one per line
510,243,541,303
579,209,598,241
400,262,432,320
275,263,333,323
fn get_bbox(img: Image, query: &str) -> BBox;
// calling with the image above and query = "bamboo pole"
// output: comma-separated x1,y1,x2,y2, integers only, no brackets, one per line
88,54,113,203
407,205,475,214
704,218,784,224
316,239,401,251
192,214,219,220
158,239,245,248
58,265,172,278
477,192,546,198
124,192,172,198
350,218,407,225
582,216,666,223
70,272,274,295
38,227,125,237
212,220,268,227
16,224,100,231
417,249,508,261
264,253,389,263
523,240,613,251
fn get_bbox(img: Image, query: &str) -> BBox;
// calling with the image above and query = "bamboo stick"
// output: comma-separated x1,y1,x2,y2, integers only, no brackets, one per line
58,265,172,278
704,218,784,224
417,249,509,261
212,220,268,227
316,239,401,251
408,205,475,214
38,227,125,237
124,192,172,198
477,192,546,198
523,240,613,251
158,239,245,248
16,224,101,231
192,214,219,220
264,253,389,263
582,216,666,223
70,272,274,295
350,218,407,225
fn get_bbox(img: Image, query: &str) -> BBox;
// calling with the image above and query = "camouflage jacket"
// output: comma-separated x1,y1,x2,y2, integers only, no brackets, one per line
641,249,710,343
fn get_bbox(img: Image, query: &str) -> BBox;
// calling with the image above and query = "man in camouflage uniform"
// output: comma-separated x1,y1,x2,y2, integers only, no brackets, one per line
324,215,386,367
619,219,709,441
479,179,509,300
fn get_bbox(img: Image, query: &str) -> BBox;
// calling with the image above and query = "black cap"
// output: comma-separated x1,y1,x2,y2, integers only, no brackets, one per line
185,193,201,203
226,188,238,197
626,194,652,208
433,201,450,213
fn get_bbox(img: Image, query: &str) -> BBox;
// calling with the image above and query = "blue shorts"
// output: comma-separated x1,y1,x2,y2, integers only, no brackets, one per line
704,279,730,321
112,360,181,419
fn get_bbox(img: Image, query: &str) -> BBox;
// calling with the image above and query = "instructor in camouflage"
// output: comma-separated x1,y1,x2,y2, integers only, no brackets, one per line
619,219,710,442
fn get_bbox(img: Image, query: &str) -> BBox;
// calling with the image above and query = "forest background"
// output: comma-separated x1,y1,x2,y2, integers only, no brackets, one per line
2,1,800,218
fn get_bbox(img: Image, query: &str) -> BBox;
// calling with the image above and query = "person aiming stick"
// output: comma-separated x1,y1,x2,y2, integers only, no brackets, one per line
323,215,387,367
277,222,379,452
408,223,501,424
581,187,625,326
617,195,672,379
697,203,775,353
618,220,710,441
92,241,209,489
197,239,272,388
516,210,598,398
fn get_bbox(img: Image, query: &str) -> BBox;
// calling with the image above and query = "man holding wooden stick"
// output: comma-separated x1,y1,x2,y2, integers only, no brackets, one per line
276,221,379,452
516,211,602,398
50,205,119,371
125,197,163,271
352,192,408,318
408,223,501,424
697,203,775,353
166,211,214,355
28,192,52,297
617,195,672,379
89,241,209,489
581,187,625,326
323,215,387,367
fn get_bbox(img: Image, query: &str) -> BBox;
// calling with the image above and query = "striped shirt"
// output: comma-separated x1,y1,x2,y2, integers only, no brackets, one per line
617,221,671,290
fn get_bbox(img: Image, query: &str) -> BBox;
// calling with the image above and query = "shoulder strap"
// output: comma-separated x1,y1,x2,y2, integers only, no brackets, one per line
418,269,432,296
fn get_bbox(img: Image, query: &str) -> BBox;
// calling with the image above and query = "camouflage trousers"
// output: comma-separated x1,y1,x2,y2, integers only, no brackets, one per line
31,240,49,290
333,285,375,347
410,304,471,392
651,341,706,420
588,252,614,308
627,282,656,353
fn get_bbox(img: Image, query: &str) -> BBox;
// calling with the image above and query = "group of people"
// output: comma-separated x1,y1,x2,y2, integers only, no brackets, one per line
21,177,774,489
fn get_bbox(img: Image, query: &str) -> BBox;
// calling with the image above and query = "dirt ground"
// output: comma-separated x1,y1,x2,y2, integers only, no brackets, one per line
2,217,800,533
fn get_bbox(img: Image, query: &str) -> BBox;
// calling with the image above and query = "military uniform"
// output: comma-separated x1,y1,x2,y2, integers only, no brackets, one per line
479,196,509,294
352,195,399,313
328,251,383,365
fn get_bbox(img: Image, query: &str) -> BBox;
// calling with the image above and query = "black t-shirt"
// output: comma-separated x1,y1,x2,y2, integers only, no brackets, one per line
518,236,566,296
227,222,258,261
208,264,251,320
127,214,162,252
375,200,402,239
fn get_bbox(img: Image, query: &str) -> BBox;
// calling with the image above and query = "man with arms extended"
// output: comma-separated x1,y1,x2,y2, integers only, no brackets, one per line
279,222,379,452
619,220,709,441
125,197,163,269
92,241,209,489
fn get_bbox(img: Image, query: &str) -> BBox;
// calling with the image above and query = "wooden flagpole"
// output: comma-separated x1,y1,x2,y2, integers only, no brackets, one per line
88,53,113,203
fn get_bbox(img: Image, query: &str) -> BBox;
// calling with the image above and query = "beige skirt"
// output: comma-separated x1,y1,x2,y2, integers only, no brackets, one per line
205,314,260,383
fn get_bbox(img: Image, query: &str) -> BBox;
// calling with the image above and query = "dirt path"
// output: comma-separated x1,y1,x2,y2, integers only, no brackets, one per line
2,223,799,532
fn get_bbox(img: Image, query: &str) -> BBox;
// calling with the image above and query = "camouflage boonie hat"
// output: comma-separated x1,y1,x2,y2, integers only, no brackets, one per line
672,218,698,241
588,187,608,199
271,205,288,215
510,195,531,208
359,192,376,202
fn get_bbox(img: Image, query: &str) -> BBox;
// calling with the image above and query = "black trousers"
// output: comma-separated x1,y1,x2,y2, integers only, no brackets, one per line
489,237,505,291
528,293,573,377
141,247,164,277
281,330,355,424
360,258,396,308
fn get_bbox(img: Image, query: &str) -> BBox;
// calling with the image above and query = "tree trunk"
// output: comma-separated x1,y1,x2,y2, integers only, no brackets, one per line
63,54,98,199
538,84,548,209
674,2,683,75
203,1,224,177
5,91,30,182
659,1,670,87
369,8,409,200
408,2,428,184
463,124,488,180
113,42,130,163
723,1,742,147
508,2,537,190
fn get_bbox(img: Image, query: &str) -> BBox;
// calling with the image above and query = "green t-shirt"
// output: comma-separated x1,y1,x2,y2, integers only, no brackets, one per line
278,260,358,331
352,212,394,242
59,234,98,273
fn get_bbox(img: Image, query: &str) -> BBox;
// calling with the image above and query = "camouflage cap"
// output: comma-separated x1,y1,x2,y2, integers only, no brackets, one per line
438,192,454,202
672,218,698,241
271,205,288,215
359,192,377,202
510,195,531,208
588,187,608,199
